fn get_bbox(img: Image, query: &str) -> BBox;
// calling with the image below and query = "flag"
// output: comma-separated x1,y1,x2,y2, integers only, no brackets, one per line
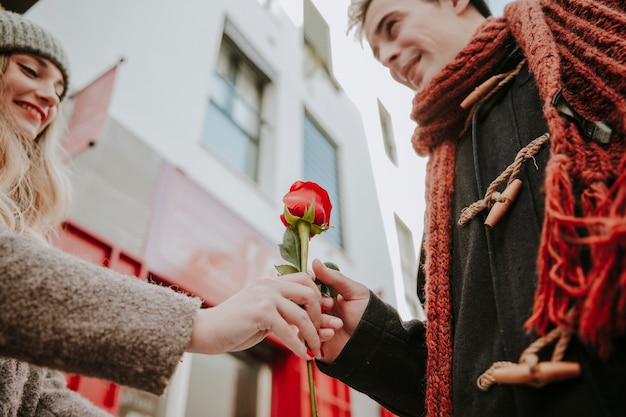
63,58,123,160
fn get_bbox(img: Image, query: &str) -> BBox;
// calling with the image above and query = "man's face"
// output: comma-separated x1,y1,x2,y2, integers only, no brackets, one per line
364,0,480,90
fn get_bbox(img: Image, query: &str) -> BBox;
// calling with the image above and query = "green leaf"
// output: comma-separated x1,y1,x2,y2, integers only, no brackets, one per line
315,279,338,298
278,227,301,270
275,264,300,276
310,223,326,235
302,200,316,224
283,206,301,225
314,261,340,297
323,261,340,271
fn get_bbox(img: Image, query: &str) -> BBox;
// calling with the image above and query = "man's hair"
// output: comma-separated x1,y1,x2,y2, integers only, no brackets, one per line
347,0,492,41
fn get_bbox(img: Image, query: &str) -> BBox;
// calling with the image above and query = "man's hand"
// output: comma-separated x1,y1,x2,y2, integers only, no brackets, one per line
312,259,370,363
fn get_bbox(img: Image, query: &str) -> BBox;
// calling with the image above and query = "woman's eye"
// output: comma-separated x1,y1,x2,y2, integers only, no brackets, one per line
18,63,38,77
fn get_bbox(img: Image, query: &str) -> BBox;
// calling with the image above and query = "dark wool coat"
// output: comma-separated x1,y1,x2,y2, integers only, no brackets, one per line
318,62,626,417
0,227,201,417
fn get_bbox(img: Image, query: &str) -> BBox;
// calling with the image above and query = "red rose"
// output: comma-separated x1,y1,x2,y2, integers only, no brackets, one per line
276,181,334,414
280,181,332,236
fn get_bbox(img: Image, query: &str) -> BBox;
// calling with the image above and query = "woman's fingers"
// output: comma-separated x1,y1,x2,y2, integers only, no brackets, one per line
248,275,324,358
272,297,321,359
272,273,323,327
188,272,333,359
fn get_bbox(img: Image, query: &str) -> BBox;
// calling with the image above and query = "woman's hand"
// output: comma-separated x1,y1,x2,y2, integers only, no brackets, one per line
312,259,370,363
186,272,341,360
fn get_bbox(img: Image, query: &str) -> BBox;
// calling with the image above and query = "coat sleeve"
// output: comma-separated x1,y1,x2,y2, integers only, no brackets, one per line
317,292,427,417
0,226,202,395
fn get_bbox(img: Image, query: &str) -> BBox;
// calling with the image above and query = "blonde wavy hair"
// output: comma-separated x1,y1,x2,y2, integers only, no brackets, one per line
0,54,72,242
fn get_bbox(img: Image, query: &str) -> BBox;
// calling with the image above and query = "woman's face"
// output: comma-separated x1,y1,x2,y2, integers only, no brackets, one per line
2,53,65,139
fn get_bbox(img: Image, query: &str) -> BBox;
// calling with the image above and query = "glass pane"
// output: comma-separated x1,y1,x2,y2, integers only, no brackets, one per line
244,137,259,179
216,42,233,80
211,74,232,111
184,353,271,417
231,96,261,139
202,102,257,179
235,64,262,110
303,116,343,246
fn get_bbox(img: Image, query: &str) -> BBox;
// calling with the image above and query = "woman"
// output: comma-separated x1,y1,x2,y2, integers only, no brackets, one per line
0,10,337,416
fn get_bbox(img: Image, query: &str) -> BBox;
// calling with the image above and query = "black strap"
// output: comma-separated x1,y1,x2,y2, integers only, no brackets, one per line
552,88,612,144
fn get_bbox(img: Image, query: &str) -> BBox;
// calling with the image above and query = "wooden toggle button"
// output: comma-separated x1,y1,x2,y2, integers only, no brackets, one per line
460,75,501,109
484,179,523,228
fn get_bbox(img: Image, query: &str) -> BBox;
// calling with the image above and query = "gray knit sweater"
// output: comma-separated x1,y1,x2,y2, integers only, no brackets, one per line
0,227,201,416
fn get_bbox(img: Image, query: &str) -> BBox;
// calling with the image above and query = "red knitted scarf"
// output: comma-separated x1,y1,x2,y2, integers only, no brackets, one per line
411,0,626,416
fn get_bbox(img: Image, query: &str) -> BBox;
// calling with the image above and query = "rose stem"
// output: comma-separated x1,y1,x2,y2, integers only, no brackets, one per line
297,220,319,417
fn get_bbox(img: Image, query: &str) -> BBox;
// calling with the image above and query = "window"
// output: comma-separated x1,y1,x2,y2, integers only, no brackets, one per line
185,347,272,417
303,0,332,74
378,99,397,165
201,35,269,180
394,214,424,319
303,114,343,247
303,0,340,89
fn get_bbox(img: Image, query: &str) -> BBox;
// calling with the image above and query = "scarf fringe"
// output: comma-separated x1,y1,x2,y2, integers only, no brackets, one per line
515,0,626,358
525,123,626,357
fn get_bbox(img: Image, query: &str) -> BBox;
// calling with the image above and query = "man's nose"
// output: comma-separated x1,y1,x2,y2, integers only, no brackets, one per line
378,42,400,68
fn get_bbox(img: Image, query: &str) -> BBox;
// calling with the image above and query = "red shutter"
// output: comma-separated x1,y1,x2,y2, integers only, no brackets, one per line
272,348,352,417
52,221,142,416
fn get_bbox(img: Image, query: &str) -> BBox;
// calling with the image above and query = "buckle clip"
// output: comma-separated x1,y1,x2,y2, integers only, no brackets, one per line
552,88,612,144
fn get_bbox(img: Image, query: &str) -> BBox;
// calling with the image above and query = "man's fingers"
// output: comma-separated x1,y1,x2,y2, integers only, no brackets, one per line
321,295,335,312
321,313,343,331
312,259,368,300
319,313,343,342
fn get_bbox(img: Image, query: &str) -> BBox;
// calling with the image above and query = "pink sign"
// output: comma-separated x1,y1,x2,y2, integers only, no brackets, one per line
143,162,282,305
64,62,121,160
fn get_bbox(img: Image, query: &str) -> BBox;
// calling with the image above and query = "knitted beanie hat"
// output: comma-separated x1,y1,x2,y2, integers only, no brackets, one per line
0,10,70,99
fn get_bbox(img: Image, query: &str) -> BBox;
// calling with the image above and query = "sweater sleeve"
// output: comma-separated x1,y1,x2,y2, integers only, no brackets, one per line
0,227,202,395
316,292,428,417
35,369,114,417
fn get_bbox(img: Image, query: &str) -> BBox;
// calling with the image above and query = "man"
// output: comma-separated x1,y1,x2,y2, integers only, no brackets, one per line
313,0,626,416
